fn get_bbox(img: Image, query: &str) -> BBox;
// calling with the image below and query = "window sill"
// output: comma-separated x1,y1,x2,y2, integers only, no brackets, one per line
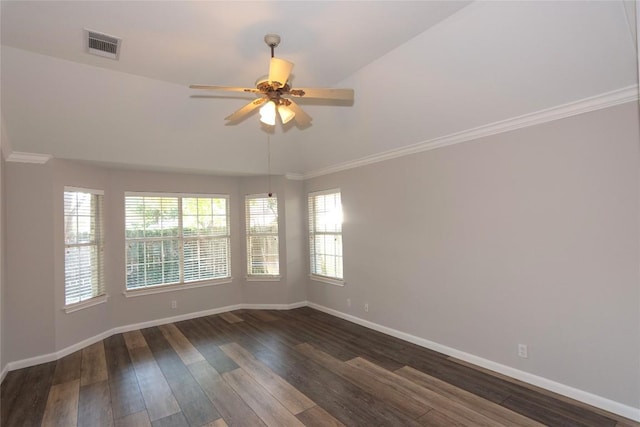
246,275,282,282
123,278,233,298
64,294,109,314
310,275,345,287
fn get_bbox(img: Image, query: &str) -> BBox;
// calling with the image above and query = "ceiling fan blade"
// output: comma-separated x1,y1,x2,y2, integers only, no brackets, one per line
290,88,354,101
225,97,268,122
287,100,312,127
190,85,260,94
268,58,294,88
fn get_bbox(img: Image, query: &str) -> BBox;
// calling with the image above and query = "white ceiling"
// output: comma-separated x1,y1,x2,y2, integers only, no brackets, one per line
1,1,637,176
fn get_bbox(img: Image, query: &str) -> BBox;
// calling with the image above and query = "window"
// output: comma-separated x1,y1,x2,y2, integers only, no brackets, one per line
125,193,230,291
308,189,343,283
246,195,279,278
64,188,105,306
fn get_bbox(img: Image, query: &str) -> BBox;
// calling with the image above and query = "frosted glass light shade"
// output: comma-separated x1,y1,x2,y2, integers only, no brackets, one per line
259,101,276,126
278,105,295,124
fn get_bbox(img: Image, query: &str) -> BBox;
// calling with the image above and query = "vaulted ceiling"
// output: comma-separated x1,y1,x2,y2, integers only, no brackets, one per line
1,1,638,177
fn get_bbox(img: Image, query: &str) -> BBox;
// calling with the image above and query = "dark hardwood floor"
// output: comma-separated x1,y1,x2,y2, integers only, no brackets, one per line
1,307,637,427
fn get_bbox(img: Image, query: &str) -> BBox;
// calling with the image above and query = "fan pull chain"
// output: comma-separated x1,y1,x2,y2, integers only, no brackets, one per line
267,134,273,197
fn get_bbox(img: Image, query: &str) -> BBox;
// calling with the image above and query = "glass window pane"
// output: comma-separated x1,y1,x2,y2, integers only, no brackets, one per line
125,194,230,289
246,196,279,276
64,190,104,304
309,191,343,280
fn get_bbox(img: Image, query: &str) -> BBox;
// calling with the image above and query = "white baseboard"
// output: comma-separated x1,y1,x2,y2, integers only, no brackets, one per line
243,301,308,310
0,364,8,383
307,302,640,422
2,301,306,374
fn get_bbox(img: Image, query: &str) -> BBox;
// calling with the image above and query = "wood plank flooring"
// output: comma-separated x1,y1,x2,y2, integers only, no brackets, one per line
1,308,637,427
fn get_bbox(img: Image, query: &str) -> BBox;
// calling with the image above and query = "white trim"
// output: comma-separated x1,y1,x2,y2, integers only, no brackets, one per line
242,301,307,310
6,151,52,164
306,302,640,422
0,365,8,383
64,186,104,196
303,86,640,179
246,275,281,282
309,274,345,287
2,301,306,373
285,173,305,181
64,294,109,314
125,191,229,198
245,193,276,199
308,187,341,198
1,115,14,160
123,278,233,297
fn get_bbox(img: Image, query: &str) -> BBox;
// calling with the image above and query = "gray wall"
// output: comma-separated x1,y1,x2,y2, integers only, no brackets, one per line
2,101,638,411
305,101,640,408
3,161,305,364
5,162,56,363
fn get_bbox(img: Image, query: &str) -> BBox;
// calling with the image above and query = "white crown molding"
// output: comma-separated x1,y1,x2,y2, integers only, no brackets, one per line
285,173,305,181
307,302,640,422
304,85,640,180
6,151,53,164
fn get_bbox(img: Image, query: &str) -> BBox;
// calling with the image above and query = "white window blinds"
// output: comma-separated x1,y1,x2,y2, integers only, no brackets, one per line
308,189,343,280
64,188,105,305
125,194,230,290
183,197,230,282
246,195,279,276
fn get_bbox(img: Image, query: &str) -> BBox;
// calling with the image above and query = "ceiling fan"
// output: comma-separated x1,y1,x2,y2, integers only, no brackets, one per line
190,34,354,127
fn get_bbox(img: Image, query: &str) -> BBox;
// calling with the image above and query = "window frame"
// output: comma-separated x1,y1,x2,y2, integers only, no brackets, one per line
245,193,281,280
308,188,344,286
64,186,107,312
124,192,232,296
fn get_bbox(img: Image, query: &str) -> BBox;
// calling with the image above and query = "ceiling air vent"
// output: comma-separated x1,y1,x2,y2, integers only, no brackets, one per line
85,29,121,60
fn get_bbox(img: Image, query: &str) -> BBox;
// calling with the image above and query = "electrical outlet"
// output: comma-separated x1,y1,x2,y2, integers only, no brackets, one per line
364,303,369,312
171,300,177,309
518,344,528,358
347,298,351,307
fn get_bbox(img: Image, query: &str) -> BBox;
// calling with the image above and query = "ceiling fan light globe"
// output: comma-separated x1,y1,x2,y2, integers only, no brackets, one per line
259,101,277,126
278,105,295,124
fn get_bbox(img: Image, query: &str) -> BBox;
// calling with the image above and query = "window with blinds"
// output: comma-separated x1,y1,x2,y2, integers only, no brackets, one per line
125,193,230,290
246,195,279,277
308,189,343,281
64,188,105,306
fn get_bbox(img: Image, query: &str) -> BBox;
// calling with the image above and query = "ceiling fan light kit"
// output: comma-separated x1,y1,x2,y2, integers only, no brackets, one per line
259,100,277,126
277,104,296,124
189,34,354,128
